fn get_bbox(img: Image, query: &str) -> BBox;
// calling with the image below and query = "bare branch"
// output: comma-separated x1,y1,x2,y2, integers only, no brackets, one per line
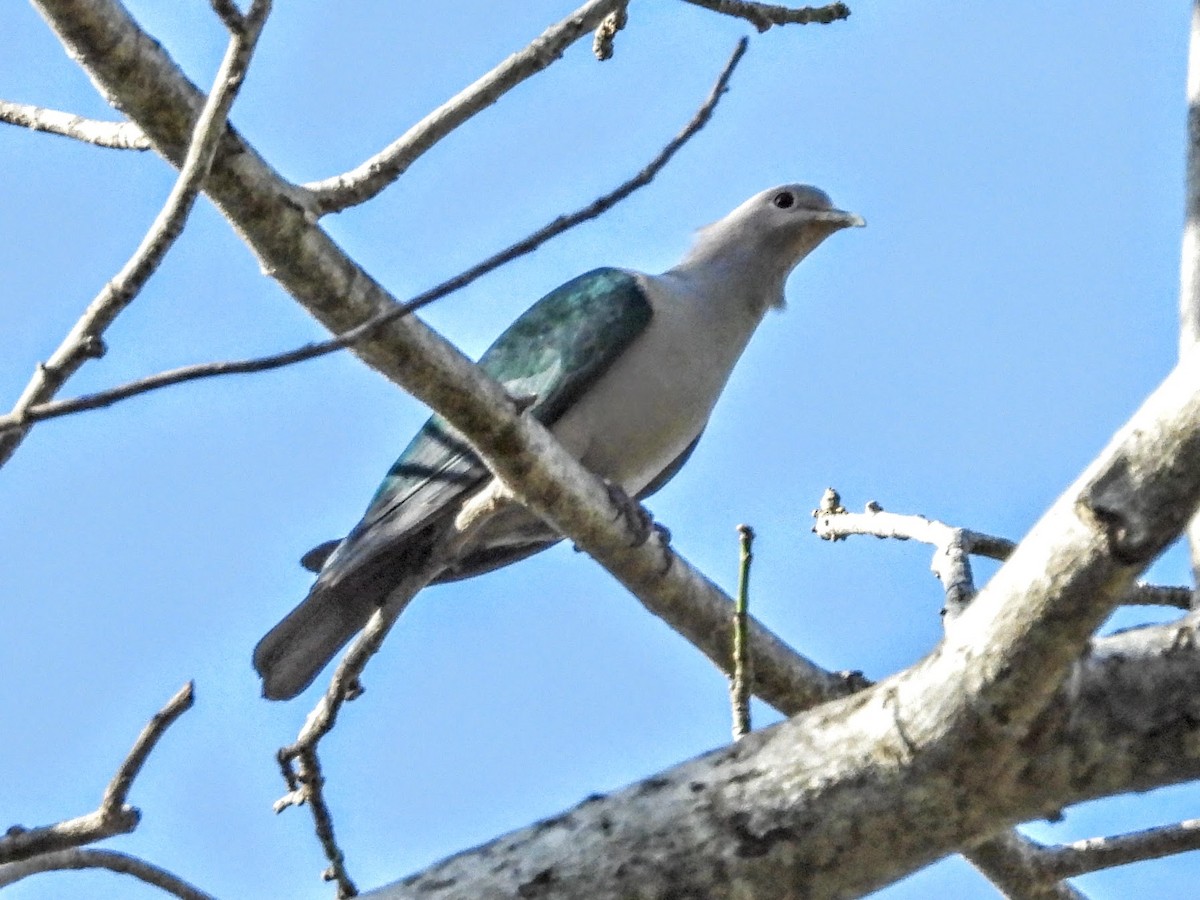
1180,3,1200,599
22,11,1057,894
812,490,1192,611
730,524,754,741
813,489,978,620
36,0,851,732
100,682,196,821
283,751,357,897
24,3,1188,896
0,99,150,149
0,848,215,899
805,486,1182,895
304,0,627,214
0,38,749,440
1038,819,1200,880
304,0,845,211
964,833,1089,900
0,683,194,865
210,0,244,32
23,11,1155,893
361,620,1200,899
681,0,850,33
0,0,272,470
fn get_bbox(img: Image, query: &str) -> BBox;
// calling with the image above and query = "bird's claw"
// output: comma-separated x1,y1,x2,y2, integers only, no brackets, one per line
603,480,664,548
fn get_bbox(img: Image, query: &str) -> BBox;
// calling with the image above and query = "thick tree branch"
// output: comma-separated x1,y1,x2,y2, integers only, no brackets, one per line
681,0,850,33
905,352,1200,763
0,683,194,865
360,620,1200,899
0,0,271,469
963,834,1088,900
0,98,150,149
0,848,215,899
302,0,627,214
0,38,748,439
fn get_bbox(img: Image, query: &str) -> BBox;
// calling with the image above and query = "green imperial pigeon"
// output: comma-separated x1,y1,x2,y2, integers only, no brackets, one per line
255,184,863,700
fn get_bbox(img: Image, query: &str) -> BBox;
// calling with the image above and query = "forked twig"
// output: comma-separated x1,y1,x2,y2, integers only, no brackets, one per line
0,0,273,469
813,488,1192,614
0,683,194,865
0,39,750,443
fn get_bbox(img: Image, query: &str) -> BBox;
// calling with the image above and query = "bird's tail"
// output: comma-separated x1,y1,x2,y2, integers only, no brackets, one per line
253,549,442,701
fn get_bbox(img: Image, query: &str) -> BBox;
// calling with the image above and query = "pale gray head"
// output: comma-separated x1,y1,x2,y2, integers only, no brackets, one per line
672,183,864,310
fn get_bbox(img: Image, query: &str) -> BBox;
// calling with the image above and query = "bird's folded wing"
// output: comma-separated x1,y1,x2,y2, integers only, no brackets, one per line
310,267,655,580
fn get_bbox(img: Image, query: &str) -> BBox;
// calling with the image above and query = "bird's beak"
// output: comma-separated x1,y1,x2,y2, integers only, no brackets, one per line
817,209,866,229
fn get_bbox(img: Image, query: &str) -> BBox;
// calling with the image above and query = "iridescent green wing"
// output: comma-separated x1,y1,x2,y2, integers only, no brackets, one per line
332,268,653,555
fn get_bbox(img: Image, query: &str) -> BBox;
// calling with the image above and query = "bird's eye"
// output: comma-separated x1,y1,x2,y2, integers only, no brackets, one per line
772,191,796,209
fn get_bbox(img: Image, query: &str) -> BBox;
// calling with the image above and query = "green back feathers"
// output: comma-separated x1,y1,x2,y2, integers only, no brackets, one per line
359,268,652,528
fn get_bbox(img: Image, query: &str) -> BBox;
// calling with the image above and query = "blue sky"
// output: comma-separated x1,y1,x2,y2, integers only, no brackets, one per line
1,2,1195,897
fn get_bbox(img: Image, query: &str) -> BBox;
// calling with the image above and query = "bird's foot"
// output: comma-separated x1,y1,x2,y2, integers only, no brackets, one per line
603,480,669,548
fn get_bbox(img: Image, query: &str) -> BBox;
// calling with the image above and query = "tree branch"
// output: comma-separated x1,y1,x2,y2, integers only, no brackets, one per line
963,833,1088,900
29,8,1174,897
0,0,271,469
0,848,215,899
1180,2,1200,599
25,11,1116,894
812,491,1193,611
814,489,978,620
730,524,754,741
681,0,851,33
209,0,244,32
0,37,749,439
360,620,1200,899
0,98,150,149
36,0,861,719
276,749,357,897
1035,818,1200,881
302,0,627,215
0,683,194,865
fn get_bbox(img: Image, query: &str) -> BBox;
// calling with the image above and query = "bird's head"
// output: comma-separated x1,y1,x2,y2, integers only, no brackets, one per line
675,183,864,310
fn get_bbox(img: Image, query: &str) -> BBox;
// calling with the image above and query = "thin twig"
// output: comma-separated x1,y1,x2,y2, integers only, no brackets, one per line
271,533,469,894
1037,818,1200,880
0,683,194,865
682,0,850,33
0,99,150,149
0,38,750,439
730,524,755,740
813,489,977,620
304,0,627,214
0,847,215,899
0,0,272,470
210,0,244,31
812,488,1193,611
301,750,354,897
